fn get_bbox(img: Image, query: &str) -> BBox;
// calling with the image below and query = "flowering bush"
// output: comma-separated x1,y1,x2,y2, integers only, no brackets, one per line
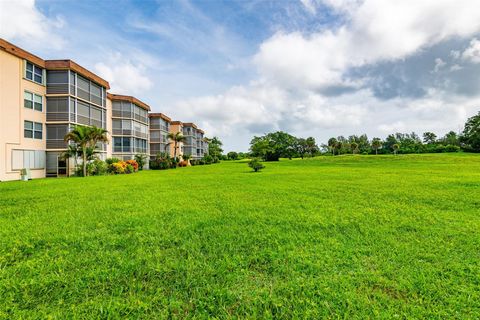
126,159,139,171
109,162,125,174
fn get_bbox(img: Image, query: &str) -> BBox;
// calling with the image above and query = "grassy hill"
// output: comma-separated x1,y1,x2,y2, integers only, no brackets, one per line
1,154,479,318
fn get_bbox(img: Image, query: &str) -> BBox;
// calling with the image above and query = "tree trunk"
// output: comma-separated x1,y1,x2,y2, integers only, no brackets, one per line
173,140,177,159
82,146,87,177
376,149,378,155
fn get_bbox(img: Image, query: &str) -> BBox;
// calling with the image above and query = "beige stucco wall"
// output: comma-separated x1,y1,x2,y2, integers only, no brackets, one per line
0,50,46,181
169,123,184,158
106,97,113,158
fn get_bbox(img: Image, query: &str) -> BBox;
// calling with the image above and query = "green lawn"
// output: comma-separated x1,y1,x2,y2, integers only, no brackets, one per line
1,154,479,318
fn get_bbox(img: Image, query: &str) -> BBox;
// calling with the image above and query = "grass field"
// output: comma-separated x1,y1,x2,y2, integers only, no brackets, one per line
1,154,479,318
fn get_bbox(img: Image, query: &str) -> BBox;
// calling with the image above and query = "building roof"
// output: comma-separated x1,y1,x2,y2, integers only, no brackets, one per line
0,39,111,89
107,93,151,111
45,60,110,89
170,120,183,125
182,122,198,129
0,38,45,67
149,112,172,122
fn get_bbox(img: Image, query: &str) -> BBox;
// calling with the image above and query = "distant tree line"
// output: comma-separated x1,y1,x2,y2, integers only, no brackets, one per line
222,111,480,161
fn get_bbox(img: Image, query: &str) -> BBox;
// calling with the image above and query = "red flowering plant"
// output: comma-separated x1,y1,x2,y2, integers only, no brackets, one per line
125,159,139,171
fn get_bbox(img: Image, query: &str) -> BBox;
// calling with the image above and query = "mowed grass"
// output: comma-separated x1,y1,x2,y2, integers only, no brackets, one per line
1,154,480,319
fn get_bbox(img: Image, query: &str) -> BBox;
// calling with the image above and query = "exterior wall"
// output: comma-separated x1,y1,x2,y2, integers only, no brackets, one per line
182,125,207,160
45,69,109,176
0,50,46,181
111,100,149,162
168,123,184,158
149,116,170,159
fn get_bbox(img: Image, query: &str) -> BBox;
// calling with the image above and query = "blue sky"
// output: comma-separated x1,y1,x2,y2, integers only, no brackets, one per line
2,0,480,152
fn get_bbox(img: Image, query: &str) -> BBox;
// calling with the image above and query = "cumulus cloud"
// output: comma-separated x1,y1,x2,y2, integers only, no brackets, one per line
0,0,65,49
95,53,153,95
461,38,480,63
255,0,480,91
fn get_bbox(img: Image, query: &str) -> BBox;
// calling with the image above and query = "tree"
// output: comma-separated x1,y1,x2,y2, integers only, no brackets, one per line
208,136,224,160
371,138,382,155
423,132,437,144
61,144,79,176
350,142,359,154
328,137,338,155
168,132,186,160
335,140,343,155
295,138,308,159
443,131,459,146
392,143,400,155
249,131,297,161
227,151,238,160
460,111,480,152
64,125,108,177
305,137,319,156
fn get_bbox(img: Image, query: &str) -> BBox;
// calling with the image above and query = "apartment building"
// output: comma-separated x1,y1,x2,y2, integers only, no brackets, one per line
45,61,110,177
149,113,171,159
182,123,208,159
0,38,209,181
0,39,47,181
109,94,149,162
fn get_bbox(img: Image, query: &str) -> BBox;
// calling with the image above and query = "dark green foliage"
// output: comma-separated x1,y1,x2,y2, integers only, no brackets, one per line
248,158,265,172
134,154,148,170
250,131,316,161
227,151,239,160
460,111,480,152
207,137,223,160
150,152,174,170
105,157,120,165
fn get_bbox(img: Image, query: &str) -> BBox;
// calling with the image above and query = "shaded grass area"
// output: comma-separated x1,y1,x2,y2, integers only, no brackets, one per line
1,154,479,318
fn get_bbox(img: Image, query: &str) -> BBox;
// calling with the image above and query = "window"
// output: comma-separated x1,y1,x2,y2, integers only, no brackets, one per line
25,61,44,84
34,95,42,111
24,121,43,139
24,91,43,111
24,91,33,109
12,150,46,170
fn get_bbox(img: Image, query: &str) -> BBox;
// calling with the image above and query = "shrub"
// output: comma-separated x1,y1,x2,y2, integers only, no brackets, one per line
125,164,135,174
190,159,197,166
88,159,108,176
178,160,188,167
134,154,147,170
248,158,265,172
126,159,139,171
106,157,120,165
203,155,214,164
444,144,460,152
150,154,173,170
109,162,125,174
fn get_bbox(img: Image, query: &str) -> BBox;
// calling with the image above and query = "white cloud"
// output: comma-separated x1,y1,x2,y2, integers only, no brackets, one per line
0,0,65,49
95,53,153,95
255,0,480,91
433,58,446,72
461,38,480,63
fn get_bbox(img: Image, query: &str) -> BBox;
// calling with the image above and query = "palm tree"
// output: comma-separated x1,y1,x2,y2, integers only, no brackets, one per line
392,143,400,155
328,137,337,155
61,144,79,176
64,126,109,177
168,132,186,160
371,138,382,155
350,142,359,154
